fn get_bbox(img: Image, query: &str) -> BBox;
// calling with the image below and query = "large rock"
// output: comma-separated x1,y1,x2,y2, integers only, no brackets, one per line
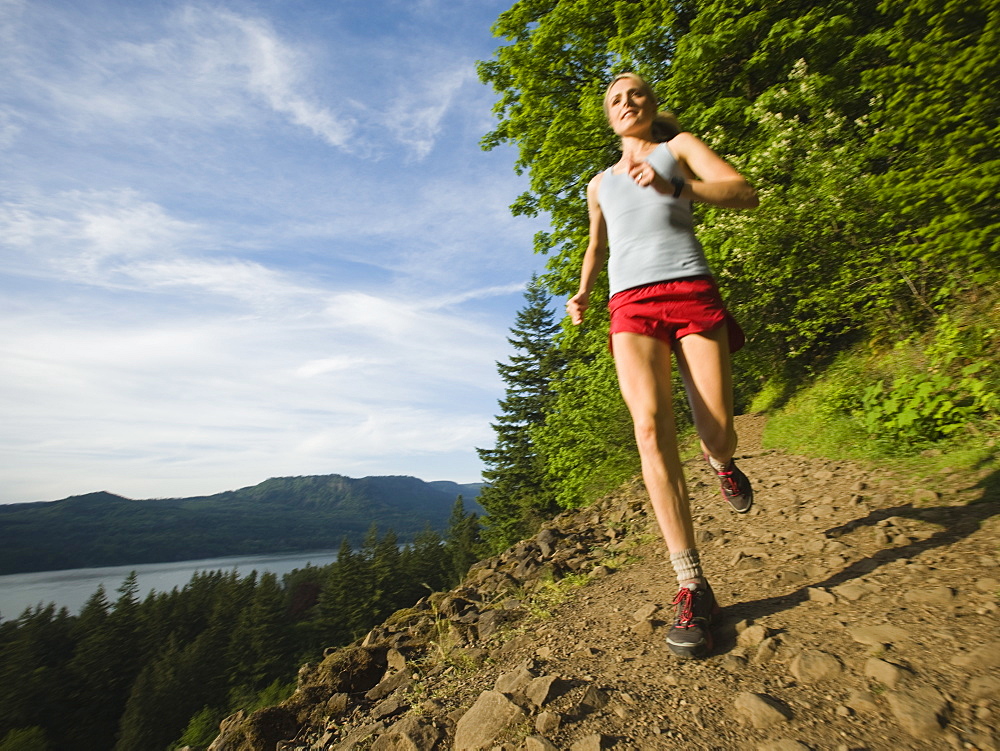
453,690,526,750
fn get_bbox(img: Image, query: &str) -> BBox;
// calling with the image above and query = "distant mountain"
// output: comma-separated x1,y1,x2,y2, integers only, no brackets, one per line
0,475,484,575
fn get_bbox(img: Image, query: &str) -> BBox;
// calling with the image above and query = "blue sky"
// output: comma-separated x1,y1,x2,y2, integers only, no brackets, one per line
0,0,552,503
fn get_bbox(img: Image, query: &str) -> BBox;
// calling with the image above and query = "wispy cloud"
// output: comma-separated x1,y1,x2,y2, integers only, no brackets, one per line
0,0,546,504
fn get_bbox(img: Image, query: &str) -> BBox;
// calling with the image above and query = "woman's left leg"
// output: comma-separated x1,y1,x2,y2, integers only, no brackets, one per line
673,324,736,462
674,324,754,513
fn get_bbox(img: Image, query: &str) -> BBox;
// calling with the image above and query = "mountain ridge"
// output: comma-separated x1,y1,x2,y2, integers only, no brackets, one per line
0,474,484,576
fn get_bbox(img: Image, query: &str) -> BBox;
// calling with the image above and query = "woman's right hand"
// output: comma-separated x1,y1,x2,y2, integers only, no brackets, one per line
567,291,589,325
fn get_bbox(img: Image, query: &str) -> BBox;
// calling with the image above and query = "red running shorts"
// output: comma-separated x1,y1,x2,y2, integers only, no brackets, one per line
608,276,745,353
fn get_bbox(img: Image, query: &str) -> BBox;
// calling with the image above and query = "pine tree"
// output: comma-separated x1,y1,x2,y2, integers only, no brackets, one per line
443,497,481,586
477,277,566,550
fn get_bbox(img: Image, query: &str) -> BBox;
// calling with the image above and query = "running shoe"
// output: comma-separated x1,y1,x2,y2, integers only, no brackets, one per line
666,582,720,659
709,456,754,513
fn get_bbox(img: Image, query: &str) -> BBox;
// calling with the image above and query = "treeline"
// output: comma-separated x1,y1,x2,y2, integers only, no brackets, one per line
475,0,999,549
0,500,480,751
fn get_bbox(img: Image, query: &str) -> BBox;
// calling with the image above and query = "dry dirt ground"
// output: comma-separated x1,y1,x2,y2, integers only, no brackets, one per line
254,414,999,751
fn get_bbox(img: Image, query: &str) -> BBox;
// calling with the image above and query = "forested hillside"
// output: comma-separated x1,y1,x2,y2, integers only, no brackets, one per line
0,475,483,575
0,500,482,751
475,0,998,546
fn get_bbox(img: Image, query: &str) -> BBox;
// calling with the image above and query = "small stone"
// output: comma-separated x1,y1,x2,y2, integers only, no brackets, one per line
734,692,792,729
864,657,908,688
738,624,771,648
848,624,911,647
886,686,948,738
967,674,1000,700
950,641,1000,669
757,741,810,751
453,691,526,751
590,565,611,578
633,603,660,622
526,675,561,709
832,583,867,601
836,705,852,717
753,637,780,664
807,587,836,604
904,586,955,605
495,665,536,695
975,577,1000,594
570,735,605,751
913,488,941,503
631,620,655,637
522,736,559,751
846,689,879,714
576,685,610,714
535,711,561,734
790,650,843,683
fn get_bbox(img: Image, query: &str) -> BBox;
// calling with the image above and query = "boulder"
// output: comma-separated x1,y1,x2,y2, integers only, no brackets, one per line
453,690,526,750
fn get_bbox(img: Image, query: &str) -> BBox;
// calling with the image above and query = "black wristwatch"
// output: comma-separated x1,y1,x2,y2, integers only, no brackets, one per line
670,176,685,198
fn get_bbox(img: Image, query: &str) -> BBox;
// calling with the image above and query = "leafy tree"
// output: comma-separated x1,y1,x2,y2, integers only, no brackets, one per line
0,727,50,751
478,278,567,548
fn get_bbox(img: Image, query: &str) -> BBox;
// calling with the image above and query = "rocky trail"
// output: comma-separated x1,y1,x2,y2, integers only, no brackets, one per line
209,415,1000,751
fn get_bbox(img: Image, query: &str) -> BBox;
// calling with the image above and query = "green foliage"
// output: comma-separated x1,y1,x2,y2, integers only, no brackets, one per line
444,498,481,585
0,727,50,751
480,0,1000,515
0,517,462,751
478,279,566,550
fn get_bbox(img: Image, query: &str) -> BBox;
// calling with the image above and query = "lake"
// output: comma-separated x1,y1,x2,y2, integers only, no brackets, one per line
0,549,340,620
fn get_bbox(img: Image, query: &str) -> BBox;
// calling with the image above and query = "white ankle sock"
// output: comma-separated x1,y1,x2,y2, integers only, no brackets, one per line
671,548,704,585
708,455,730,473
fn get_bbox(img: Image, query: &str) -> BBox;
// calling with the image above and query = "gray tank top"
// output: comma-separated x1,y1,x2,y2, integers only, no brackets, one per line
598,142,710,296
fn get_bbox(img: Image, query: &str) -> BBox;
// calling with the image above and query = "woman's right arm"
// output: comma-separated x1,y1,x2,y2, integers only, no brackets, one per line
567,174,608,326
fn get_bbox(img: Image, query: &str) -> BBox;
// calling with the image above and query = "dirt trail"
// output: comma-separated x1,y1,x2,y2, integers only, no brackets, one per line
224,415,1000,751
413,415,999,750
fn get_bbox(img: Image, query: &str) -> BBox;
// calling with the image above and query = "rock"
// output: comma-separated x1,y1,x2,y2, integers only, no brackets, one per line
913,488,941,503
535,711,561,734
734,692,793,729
753,637,780,664
737,624,771,648
523,736,559,751
790,650,843,683
846,689,879,714
569,735,605,751
975,577,1000,593
832,583,867,601
576,685,610,715
370,715,440,751
495,664,536,695
806,587,836,604
633,602,660,622
371,694,408,721
526,675,562,708
950,641,1000,670
886,686,949,738
864,657,908,688
903,586,955,605
847,624,911,647
453,691,527,750
757,741,810,751
968,674,1000,700
326,692,350,716
631,620,655,637
367,668,411,701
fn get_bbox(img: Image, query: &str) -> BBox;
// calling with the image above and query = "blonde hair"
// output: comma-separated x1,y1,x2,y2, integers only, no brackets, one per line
603,72,681,142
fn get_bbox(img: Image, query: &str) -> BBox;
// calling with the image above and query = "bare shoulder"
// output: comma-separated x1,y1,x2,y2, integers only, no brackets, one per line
668,131,711,155
588,171,605,190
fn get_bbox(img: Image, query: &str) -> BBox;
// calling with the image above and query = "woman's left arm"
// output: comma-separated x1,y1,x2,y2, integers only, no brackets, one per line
662,133,758,209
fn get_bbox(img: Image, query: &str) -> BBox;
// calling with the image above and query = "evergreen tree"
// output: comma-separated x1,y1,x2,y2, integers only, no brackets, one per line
477,278,567,550
443,497,481,585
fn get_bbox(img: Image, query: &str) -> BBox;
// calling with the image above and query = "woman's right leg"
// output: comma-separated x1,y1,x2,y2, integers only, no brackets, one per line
613,331,719,658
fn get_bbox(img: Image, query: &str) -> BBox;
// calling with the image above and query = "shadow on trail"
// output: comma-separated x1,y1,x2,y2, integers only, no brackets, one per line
720,465,1000,630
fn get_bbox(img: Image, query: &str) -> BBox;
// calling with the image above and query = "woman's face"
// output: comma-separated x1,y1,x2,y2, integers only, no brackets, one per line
605,76,655,136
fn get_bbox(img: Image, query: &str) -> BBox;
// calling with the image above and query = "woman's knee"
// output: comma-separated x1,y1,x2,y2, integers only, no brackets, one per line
700,425,737,459
632,414,675,454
